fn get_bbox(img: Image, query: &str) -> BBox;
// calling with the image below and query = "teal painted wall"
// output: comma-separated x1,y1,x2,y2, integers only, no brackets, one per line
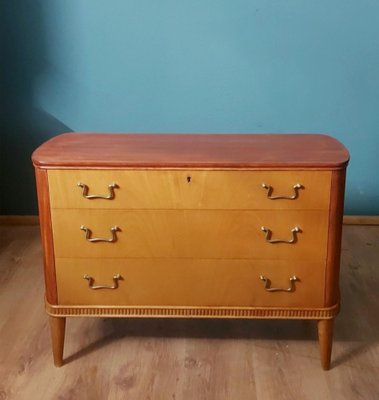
1,1,379,214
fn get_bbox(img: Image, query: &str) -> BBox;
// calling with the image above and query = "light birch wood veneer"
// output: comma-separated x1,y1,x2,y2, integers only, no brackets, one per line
32,133,349,370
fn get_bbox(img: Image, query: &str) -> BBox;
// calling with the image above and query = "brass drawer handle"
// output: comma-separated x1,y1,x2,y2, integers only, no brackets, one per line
80,225,120,243
261,226,301,244
260,275,299,292
262,183,303,200
77,182,119,200
83,274,122,289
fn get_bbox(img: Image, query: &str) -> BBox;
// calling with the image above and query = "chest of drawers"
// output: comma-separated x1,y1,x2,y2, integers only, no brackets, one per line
32,133,349,369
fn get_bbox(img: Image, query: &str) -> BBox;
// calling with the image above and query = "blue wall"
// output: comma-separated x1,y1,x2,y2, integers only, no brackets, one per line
1,1,379,214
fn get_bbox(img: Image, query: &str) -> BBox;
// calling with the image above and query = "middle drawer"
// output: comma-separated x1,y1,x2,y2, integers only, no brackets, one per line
51,209,329,260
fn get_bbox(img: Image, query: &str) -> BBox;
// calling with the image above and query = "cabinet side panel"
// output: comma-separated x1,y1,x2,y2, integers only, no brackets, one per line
35,168,57,304
325,169,346,307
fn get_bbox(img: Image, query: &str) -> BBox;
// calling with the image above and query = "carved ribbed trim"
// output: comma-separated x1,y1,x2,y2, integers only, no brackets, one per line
46,301,339,320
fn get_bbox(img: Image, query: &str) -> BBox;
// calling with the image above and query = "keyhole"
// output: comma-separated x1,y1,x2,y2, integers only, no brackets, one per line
187,176,191,183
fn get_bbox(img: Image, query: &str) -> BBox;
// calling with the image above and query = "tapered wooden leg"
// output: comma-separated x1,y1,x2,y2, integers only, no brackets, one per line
49,316,66,367
317,319,334,370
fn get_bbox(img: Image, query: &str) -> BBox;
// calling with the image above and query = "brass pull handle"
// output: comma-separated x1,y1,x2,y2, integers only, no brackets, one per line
83,274,122,289
260,275,299,292
80,225,120,242
261,226,301,244
77,182,118,200
262,183,303,200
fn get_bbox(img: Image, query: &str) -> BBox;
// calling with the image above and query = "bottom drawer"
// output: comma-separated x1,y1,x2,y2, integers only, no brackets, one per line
55,259,326,308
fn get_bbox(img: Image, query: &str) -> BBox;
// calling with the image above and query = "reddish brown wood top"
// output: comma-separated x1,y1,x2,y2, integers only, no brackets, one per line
32,133,349,169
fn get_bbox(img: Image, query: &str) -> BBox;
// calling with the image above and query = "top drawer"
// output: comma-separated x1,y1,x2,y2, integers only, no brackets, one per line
48,170,331,210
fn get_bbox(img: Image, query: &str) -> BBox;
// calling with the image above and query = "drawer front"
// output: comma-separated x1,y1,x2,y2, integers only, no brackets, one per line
51,209,329,260
56,258,325,307
48,170,331,210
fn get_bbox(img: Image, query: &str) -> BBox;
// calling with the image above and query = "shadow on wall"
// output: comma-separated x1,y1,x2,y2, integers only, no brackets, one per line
0,0,72,215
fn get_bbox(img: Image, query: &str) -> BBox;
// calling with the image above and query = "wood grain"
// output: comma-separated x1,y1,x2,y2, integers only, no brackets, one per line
318,319,334,370
0,225,378,399
324,169,346,306
50,209,329,260
47,169,332,210
32,133,350,169
2,214,378,226
32,133,349,371
55,258,326,308
35,168,57,304
49,317,66,367
45,302,339,320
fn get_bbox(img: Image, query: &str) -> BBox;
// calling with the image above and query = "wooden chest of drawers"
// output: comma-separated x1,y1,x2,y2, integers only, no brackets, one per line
32,133,349,369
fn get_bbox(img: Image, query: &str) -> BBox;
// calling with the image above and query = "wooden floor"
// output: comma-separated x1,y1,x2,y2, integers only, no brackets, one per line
0,225,378,400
